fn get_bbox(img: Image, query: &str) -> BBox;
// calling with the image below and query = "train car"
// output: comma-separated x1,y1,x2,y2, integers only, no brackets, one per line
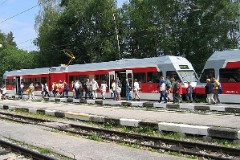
195,49,240,103
3,55,198,100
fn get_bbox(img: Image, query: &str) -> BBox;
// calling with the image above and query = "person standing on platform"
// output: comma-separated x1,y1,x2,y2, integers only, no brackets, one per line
205,79,215,104
85,78,91,99
1,85,6,100
178,80,183,103
64,81,69,98
52,82,57,97
91,79,99,100
186,81,193,103
213,78,221,104
20,82,24,99
165,76,172,102
111,80,117,100
29,82,35,100
172,78,179,104
71,81,75,98
158,76,167,103
133,79,141,101
100,80,108,100
126,79,132,101
74,80,81,99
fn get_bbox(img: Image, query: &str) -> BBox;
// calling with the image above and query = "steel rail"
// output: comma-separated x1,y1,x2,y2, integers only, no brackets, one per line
0,111,240,160
0,139,57,160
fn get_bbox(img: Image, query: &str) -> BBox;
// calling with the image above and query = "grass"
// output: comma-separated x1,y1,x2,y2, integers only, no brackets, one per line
1,108,240,155
4,138,74,160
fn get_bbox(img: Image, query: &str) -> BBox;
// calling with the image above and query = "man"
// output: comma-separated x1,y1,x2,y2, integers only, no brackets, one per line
171,78,179,104
213,78,221,104
126,79,132,101
205,79,215,104
186,81,193,103
158,76,167,103
91,79,99,100
165,77,172,102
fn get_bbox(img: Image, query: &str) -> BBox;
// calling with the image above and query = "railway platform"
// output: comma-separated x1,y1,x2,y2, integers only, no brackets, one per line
0,97,240,142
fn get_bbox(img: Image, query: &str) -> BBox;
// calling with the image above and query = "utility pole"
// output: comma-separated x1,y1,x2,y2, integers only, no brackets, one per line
113,0,121,59
113,11,121,59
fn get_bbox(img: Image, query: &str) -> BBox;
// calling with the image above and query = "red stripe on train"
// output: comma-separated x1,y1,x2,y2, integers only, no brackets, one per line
226,61,240,68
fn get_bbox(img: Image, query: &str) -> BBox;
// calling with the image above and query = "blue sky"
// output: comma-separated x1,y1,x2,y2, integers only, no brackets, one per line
0,0,127,51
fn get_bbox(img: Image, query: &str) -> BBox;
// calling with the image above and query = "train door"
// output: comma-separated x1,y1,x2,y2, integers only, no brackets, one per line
122,70,132,97
109,71,115,92
15,76,21,95
116,71,126,97
126,70,133,87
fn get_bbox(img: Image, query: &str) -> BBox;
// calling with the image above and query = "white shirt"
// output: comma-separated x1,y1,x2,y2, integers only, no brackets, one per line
160,83,166,91
101,83,107,92
91,80,99,91
134,82,140,91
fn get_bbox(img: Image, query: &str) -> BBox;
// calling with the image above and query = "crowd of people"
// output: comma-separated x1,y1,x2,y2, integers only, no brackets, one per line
8,76,222,104
157,76,185,104
157,76,222,104
205,77,222,104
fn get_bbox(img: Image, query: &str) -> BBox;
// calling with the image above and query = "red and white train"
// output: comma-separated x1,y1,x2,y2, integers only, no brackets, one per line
3,56,198,100
195,49,240,103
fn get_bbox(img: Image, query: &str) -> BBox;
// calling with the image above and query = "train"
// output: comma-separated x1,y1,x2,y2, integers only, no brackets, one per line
3,55,198,100
195,49,240,103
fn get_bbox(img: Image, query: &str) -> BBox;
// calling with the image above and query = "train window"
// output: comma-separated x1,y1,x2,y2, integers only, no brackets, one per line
6,79,14,85
70,76,77,82
41,77,47,84
133,72,146,83
95,75,99,81
166,71,180,81
199,69,215,83
178,70,198,82
100,74,109,83
79,75,88,81
219,68,240,82
147,72,162,83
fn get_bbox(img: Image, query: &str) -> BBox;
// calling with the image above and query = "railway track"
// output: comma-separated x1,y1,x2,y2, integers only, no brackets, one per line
0,139,57,160
0,111,240,160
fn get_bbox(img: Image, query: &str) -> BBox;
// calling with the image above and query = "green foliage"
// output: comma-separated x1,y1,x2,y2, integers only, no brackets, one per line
0,32,40,84
0,0,238,79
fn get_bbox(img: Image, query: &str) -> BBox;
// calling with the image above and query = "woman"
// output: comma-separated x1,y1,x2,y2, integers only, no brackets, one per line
133,79,141,101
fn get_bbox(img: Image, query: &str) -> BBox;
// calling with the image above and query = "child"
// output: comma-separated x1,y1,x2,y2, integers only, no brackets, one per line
1,85,6,100
100,80,108,100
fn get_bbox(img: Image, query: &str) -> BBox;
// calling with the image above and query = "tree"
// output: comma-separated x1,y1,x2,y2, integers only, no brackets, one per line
0,31,40,84
35,0,238,74
6,32,17,47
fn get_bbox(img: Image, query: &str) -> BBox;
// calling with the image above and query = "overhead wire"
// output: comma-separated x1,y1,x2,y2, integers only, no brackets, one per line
0,4,40,24
0,1,45,50
0,0,7,7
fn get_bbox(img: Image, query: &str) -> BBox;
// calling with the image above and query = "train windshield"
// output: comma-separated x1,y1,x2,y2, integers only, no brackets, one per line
177,70,198,82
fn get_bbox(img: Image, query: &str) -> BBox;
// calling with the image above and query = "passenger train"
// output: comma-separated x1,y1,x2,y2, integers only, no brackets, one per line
3,56,198,100
195,49,240,103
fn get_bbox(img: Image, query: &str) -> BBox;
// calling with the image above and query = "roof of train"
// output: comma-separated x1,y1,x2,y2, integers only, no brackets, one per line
204,49,240,69
67,55,189,72
208,49,240,61
3,55,190,77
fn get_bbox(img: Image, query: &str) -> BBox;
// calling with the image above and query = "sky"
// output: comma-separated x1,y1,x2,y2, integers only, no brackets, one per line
0,0,127,51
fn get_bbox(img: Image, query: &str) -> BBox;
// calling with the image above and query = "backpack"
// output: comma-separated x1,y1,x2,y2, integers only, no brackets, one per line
173,82,179,92
166,81,171,90
218,82,222,94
